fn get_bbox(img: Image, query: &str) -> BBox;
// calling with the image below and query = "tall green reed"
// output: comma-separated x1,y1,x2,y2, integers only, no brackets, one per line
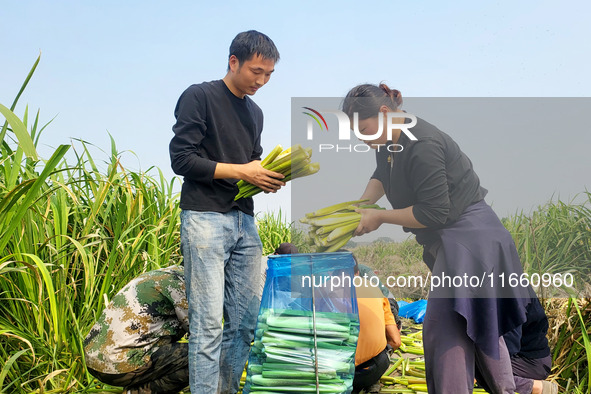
548,298,591,393
502,193,591,298
0,56,182,393
256,209,312,255
503,196,591,392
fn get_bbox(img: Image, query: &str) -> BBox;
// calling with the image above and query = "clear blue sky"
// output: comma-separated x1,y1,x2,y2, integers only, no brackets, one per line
2,0,590,240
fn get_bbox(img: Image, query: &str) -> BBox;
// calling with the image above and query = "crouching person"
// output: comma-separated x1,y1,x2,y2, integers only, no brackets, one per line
356,262,402,330
477,297,557,394
353,258,402,394
84,265,189,394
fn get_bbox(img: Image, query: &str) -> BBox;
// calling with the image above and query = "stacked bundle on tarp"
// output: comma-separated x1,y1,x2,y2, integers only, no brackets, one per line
243,252,359,394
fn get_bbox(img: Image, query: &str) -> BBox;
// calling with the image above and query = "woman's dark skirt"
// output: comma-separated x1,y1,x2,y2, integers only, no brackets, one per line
413,200,533,358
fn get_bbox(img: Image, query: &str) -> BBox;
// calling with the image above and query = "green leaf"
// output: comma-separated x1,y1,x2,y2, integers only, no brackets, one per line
0,348,28,390
22,253,60,342
0,103,38,160
0,53,40,145
572,298,591,392
0,144,69,251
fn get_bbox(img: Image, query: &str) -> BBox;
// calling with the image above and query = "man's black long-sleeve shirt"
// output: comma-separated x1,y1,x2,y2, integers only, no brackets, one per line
169,80,263,216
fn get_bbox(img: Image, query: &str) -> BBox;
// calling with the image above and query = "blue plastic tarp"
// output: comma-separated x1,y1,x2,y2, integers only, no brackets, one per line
397,299,428,323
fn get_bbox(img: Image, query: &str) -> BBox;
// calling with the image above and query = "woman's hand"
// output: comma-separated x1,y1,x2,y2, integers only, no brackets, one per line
354,208,384,236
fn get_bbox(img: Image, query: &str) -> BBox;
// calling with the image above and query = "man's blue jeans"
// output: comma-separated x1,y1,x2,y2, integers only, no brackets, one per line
180,209,262,394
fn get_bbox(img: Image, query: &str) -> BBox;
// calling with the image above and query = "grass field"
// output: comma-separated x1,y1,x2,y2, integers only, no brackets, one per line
1,57,589,393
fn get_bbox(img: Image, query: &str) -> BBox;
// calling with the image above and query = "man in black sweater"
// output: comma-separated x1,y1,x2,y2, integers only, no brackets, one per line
169,30,284,394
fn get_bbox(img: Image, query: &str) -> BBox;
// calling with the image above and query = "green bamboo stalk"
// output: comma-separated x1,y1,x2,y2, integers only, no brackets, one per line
326,221,359,242
307,213,360,227
305,199,368,218
261,144,284,167
316,219,359,235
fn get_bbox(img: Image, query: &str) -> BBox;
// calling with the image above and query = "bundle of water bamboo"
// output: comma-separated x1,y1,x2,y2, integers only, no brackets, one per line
300,199,384,252
245,308,358,393
235,144,319,200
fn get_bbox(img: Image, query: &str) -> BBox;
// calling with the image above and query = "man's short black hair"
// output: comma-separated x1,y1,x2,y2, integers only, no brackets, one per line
337,248,359,274
228,30,280,70
274,242,299,255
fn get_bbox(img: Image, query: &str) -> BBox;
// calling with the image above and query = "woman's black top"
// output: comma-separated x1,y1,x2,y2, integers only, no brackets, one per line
371,116,488,230
371,116,531,359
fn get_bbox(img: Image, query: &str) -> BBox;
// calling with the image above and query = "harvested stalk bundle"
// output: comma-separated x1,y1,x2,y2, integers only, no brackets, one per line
246,308,357,393
243,252,359,394
300,199,384,252
235,144,320,200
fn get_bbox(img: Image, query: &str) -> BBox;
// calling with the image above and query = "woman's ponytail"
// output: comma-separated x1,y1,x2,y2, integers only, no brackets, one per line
343,82,403,119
